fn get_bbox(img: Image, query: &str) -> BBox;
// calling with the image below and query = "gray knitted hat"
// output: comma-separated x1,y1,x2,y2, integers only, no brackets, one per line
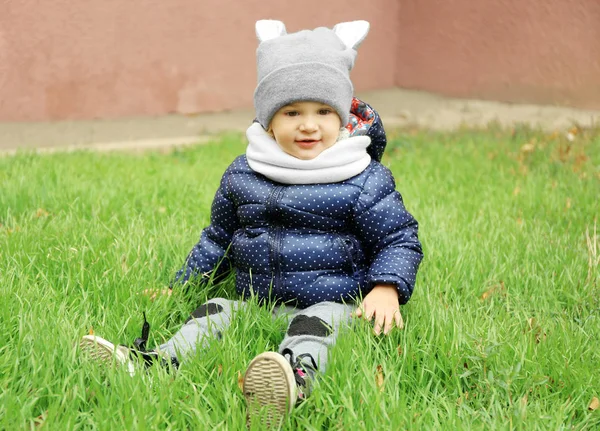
254,20,370,129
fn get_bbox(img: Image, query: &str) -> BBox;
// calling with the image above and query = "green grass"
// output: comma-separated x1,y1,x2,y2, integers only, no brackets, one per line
1,126,599,430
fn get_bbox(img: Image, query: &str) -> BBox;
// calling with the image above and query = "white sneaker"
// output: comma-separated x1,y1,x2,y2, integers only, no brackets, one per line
243,351,299,427
79,335,136,376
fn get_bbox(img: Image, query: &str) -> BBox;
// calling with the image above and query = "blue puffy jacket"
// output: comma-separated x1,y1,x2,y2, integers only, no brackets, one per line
174,100,423,308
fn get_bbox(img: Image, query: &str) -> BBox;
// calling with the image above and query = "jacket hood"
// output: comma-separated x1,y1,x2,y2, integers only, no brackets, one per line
346,97,387,162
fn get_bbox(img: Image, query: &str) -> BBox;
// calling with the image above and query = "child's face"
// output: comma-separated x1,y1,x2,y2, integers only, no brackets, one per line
269,101,342,160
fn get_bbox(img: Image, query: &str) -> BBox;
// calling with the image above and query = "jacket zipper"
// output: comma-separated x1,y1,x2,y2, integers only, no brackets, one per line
266,186,285,218
340,236,358,275
271,226,283,295
266,186,285,296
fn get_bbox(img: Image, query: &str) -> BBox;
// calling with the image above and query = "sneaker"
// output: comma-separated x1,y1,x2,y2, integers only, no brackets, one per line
79,335,137,376
243,348,317,427
79,313,177,375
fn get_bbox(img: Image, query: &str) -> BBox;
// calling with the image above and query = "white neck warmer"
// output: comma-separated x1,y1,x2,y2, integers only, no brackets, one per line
245,123,371,185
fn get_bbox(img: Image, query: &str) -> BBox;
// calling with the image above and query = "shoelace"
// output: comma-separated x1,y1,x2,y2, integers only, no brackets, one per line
128,313,180,369
133,312,150,352
281,348,318,387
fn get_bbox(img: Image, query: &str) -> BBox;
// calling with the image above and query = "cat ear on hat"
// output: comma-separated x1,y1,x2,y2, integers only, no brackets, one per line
333,20,370,50
255,20,287,42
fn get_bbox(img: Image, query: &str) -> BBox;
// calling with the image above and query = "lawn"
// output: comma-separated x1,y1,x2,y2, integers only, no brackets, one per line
1,126,598,430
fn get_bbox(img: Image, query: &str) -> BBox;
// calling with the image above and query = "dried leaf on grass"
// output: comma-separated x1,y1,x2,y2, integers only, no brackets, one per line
586,221,599,283
237,370,244,392
34,411,47,428
520,142,536,154
557,143,572,162
35,208,50,218
525,318,547,344
589,397,599,411
121,255,129,273
375,365,384,392
566,127,579,142
520,394,528,409
519,164,529,176
573,153,589,172
481,282,506,301
4,225,21,234
460,391,476,401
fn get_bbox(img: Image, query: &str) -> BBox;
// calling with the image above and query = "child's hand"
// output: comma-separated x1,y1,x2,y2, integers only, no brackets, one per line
354,284,404,335
142,288,173,301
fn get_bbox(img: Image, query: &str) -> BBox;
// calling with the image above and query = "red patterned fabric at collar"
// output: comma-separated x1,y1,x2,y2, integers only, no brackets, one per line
345,97,376,136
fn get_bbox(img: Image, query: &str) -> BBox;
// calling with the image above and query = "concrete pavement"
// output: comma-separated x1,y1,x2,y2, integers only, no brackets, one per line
2,88,599,155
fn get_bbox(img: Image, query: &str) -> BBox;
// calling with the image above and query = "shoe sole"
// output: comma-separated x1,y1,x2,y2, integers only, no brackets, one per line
80,335,136,376
243,352,296,428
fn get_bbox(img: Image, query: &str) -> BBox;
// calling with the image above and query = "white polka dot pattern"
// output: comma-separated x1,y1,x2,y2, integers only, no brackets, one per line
172,107,423,307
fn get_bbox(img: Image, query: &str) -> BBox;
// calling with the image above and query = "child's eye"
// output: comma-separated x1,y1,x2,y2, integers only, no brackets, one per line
285,111,299,117
318,109,332,115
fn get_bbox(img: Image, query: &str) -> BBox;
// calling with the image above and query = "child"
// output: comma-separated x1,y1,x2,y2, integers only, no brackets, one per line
80,19,422,424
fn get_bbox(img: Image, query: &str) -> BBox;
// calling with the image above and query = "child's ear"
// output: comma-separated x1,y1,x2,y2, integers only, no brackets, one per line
255,20,287,43
333,20,370,50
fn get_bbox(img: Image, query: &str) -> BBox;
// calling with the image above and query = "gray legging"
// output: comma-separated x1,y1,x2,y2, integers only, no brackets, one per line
158,298,354,373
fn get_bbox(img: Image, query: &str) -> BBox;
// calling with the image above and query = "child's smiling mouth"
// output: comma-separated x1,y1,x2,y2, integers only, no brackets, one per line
295,139,321,148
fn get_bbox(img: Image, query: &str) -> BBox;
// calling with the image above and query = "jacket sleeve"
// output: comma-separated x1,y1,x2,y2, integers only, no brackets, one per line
365,104,387,163
352,163,423,304
171,167,240,290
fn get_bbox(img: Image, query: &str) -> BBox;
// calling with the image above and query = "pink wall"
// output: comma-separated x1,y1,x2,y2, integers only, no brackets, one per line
0,0,397,121
1,0,599,121
396,0,600,109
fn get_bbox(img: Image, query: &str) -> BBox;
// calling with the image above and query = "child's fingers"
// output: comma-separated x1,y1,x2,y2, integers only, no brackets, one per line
394,309,404,329
383,312,394,334
373,313,386,335
373,319,381,335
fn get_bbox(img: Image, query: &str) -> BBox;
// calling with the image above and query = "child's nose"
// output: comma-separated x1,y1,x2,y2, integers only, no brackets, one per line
300,118,318,132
